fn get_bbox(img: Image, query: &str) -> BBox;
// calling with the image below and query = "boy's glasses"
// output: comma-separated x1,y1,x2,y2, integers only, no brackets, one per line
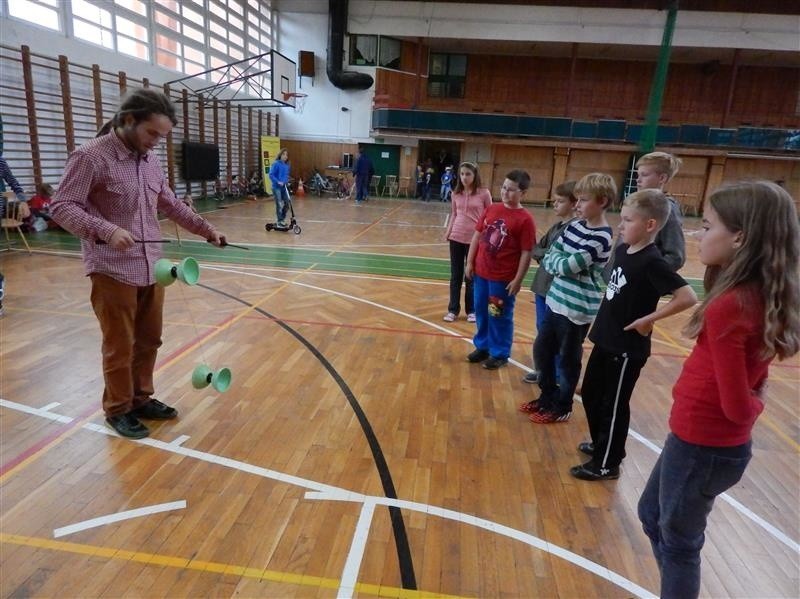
501,185,521,193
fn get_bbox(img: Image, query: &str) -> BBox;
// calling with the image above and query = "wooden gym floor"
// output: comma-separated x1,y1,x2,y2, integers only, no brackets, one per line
0,195,797,598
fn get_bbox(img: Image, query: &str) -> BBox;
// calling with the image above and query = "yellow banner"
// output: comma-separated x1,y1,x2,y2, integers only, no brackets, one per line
260,135,281,195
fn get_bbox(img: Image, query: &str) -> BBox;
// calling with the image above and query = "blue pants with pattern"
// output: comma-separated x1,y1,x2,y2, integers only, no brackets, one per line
472,274,516,360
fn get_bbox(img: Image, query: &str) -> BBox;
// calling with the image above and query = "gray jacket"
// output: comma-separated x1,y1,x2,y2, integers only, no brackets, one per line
602,196,686,282
530,218,575,296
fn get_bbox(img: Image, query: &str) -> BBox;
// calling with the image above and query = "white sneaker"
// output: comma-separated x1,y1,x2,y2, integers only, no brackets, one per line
443,312,456,322
467,313,476,323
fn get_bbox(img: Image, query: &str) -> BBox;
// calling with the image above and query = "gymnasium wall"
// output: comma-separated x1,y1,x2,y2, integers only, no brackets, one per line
374,52,800,129
284,137,800,213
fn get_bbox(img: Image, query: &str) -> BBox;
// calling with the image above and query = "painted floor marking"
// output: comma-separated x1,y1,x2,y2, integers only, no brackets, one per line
53,501,187,538
203,264,800,555
305,492,654,599
1,401,654,597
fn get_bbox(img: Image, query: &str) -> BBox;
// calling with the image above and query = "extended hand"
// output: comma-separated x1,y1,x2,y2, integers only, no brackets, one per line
207,231,226,247
108,228,135,250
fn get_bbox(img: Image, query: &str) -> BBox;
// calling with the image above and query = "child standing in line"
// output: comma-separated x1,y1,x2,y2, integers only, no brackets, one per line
465,169,536,370
605,151,686,279
439,165,453,202
520,181,577,386
528,173,615,423
442,162,492,323
571,190,697,481
638,181,800,599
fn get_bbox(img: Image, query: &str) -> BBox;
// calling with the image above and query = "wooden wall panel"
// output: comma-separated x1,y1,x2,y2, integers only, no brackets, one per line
666,155,709,199
564,149,630,196
722,158,800,206
729,66,800,128
492,145,553,203
282,140,358,184
374,50,799,128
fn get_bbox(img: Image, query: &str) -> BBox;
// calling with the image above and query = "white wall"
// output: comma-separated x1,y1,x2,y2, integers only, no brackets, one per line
274,0,799,144
347,1,800,52
275,1,376,143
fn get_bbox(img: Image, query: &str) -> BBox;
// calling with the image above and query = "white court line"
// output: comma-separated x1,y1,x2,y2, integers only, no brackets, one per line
0,399,73,424
203,264,800,555
626,429,800,552
0,398,652,598
53,500,187,538
40,402,61,412
306,492,654,599
168,434,191,447
7,257,789,553
336,499,377,599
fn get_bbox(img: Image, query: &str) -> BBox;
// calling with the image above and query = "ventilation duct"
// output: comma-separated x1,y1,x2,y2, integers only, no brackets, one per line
327,0,374,91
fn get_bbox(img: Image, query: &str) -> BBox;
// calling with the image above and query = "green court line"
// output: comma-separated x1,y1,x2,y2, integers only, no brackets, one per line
15,229,706,297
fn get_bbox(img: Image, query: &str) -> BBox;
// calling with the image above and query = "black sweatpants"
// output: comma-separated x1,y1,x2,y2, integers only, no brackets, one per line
581,346,646,470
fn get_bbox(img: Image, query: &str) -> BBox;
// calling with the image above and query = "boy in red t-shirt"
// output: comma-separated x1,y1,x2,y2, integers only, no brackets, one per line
28,182,57,230
465,170,537,369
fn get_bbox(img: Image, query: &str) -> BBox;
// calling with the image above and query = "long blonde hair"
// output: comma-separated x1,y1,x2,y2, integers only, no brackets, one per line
684,181,800,359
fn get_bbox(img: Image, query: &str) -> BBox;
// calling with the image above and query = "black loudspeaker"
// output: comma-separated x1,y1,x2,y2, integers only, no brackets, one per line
298,51,315,77
181,141,220,181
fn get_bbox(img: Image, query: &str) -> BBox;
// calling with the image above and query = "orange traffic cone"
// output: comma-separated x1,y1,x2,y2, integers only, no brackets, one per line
297,178,306,196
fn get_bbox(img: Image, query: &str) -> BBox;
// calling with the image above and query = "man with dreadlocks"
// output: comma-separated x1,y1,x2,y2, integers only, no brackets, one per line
52,88,227,439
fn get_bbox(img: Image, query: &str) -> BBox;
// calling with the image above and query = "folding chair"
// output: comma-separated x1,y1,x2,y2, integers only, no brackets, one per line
396,176,411,198
382,175,397,197
369,175,381,198
2,191,31,253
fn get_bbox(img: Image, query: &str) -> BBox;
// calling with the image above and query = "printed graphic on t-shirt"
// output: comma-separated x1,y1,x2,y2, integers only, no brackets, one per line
606,266,627,300
488,295,504,317
482,219,508,255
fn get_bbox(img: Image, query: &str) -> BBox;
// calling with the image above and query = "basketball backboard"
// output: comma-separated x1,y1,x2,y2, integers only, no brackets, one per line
272,50,297,108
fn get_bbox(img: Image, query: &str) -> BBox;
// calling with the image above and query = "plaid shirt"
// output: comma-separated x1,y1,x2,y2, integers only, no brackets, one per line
52,131,217,286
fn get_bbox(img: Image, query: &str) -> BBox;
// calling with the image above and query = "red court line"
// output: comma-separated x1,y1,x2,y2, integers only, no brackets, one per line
0,403,99,478
0,313,238,479
236,313,800,370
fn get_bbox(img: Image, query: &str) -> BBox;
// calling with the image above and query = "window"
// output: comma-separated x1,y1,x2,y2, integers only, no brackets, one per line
116,15,149,60
378,37,401,69
5,0,275,93
7,0,60,31
350,35,377,66
428,53,467,98
71,0,115,49
349,35,402,69
114,0,146,17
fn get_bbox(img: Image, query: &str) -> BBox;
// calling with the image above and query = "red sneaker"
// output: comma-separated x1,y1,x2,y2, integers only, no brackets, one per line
529,410,572,424
518,400,540,414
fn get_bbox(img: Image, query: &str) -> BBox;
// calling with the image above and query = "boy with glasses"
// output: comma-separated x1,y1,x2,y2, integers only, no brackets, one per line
465,170,536,370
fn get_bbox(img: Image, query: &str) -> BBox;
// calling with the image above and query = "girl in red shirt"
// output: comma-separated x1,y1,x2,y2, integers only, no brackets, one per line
637,181,800,599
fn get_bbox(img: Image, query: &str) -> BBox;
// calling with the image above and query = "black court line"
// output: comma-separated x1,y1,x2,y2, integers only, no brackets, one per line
200,283,418,590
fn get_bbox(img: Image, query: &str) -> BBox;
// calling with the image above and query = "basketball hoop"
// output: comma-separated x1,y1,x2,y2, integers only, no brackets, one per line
282,92,308,114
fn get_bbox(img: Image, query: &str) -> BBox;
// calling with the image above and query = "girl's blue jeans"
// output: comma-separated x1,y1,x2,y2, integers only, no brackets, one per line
273,185,288,221
637,433,751,599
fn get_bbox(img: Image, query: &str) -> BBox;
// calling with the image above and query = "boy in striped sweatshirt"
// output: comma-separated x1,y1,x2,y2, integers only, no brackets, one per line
527,173,615,424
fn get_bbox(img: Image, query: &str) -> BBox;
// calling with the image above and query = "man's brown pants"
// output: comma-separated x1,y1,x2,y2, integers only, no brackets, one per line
90,274,164,417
